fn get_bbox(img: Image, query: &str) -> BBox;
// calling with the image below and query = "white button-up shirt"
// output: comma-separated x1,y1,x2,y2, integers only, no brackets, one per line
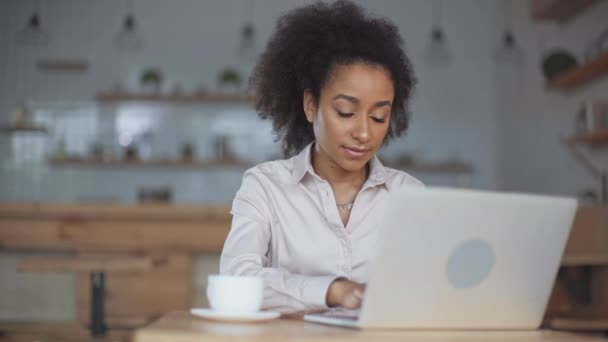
220,143,423,313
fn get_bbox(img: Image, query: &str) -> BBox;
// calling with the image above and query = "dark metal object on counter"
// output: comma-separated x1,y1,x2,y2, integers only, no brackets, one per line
138,186,172,203
214,135,233,161
181,142,195,162
90,272,107,337
124,145,138,161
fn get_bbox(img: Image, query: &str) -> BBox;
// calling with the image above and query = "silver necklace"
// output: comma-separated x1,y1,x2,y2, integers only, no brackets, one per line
336,201,354,211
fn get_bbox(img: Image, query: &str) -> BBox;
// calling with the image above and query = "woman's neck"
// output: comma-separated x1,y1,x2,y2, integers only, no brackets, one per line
311,143,368,188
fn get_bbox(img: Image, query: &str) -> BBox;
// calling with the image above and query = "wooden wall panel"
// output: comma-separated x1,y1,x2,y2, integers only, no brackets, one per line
564,206,608,256
0,219,230,253
0,204,229,328
76,253,192,328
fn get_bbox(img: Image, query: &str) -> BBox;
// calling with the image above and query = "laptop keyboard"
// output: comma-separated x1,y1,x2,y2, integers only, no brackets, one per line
315,308,360,320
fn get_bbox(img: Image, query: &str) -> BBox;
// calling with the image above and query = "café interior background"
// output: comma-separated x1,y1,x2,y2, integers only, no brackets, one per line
0,0,607,320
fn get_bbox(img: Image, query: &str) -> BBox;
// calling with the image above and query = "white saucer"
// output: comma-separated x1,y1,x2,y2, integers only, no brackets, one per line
190,308,281,323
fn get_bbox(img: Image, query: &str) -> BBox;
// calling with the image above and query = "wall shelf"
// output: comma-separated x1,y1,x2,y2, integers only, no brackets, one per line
530,0,599,22
548,304,608,332
547,53,608,91
549,317,608,332
561,253,608,266
48,157,473,174
567,129,608,146
95,91,252,105
48,157,254,169
36,59,89,73
0,124,48,133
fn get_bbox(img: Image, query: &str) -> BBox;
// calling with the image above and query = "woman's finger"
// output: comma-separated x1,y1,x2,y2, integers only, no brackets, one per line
345,292,363,309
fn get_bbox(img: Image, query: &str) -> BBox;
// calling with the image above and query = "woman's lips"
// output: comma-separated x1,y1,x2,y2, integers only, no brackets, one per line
343,146,369,158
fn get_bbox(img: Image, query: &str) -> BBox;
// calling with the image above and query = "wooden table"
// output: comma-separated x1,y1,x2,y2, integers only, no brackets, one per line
133,312,605,342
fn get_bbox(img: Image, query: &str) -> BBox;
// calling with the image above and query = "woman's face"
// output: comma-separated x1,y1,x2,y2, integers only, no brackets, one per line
304,62,394,173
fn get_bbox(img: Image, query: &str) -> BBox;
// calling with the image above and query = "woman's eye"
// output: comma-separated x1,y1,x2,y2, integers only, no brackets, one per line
337,111,354,118
371,117,386,123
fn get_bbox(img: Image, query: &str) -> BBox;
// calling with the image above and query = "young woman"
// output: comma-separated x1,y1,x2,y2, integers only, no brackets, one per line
220,0,422,313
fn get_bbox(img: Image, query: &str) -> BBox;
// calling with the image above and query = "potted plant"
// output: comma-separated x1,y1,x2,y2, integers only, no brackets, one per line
217,67,242,95
140,67,163,94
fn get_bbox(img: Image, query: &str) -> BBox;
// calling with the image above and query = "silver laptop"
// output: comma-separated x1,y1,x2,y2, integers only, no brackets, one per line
304,187,577,329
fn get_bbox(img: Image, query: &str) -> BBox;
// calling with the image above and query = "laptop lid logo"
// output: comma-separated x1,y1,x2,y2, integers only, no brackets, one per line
447,239,495,289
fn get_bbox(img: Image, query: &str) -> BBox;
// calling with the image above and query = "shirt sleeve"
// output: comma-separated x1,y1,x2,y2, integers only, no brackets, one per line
219,169,338,313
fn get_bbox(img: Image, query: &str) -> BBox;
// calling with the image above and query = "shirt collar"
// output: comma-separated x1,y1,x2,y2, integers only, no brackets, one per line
291,142,315,184
291,142,388,188
365,153,388,189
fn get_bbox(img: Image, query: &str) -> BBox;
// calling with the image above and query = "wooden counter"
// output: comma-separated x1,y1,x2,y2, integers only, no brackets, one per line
0,202,233,331
0,202,231,253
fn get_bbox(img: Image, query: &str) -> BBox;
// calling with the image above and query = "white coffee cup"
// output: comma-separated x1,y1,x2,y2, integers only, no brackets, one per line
207,275,264,314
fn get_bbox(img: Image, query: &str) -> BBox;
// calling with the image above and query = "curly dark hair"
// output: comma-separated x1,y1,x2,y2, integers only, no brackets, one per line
251,0,416,157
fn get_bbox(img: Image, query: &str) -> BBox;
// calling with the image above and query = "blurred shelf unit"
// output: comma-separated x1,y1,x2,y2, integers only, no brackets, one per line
386,161,473,174
95,91,252,105
547,53,608,91
530,0,599,22
545,205,608,333
549,317,608,332
561,253,608,267
567,129,608,147
0,123,48,134
48,156,254,169
47,157,473,174
36,59,89,73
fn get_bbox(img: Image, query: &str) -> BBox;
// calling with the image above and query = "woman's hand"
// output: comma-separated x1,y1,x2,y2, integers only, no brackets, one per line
326,278,366,309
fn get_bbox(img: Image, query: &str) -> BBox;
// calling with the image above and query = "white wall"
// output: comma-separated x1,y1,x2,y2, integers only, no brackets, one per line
0,1,12,121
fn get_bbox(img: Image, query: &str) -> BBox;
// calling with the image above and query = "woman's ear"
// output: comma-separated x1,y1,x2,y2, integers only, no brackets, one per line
303,90,316,123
